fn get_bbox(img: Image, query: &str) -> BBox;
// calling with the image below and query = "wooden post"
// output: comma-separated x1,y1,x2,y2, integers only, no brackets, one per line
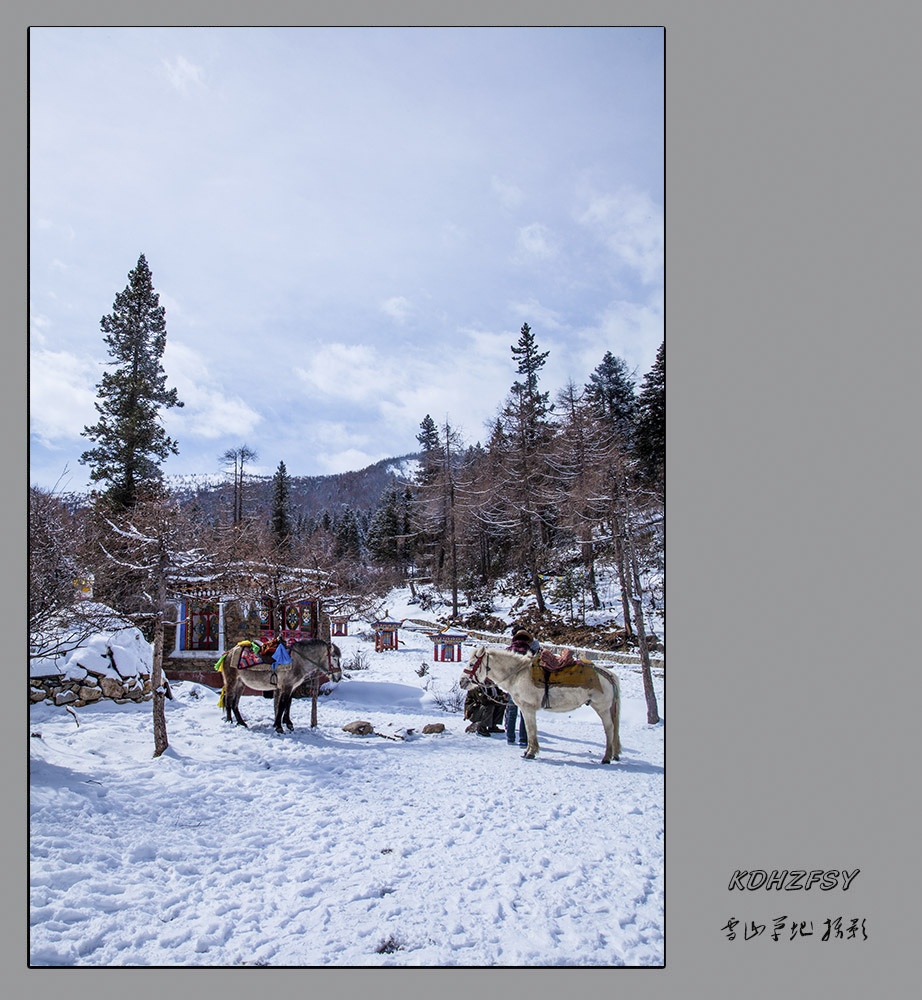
311,674,319,728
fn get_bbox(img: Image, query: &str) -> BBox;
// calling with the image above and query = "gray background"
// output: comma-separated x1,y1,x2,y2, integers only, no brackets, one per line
8,0,919,996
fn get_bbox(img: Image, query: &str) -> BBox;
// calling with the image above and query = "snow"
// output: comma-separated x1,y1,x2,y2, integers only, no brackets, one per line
30,606,153,681
385,457,420,481
30,587,663,967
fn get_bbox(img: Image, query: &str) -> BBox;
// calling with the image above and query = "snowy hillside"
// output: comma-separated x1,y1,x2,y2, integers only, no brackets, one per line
29,587,664,967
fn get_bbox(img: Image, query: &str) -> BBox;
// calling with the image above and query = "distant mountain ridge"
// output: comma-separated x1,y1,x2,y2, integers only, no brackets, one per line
167,453,421,522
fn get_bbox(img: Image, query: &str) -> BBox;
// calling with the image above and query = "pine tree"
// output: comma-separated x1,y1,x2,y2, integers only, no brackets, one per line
366,485,403,567
415,414,443,488
270,460,293,547
502,323,554,613
80,254,183,509
509,322,552,449
585,351,636,445
634,342,665,488
334,506,362,560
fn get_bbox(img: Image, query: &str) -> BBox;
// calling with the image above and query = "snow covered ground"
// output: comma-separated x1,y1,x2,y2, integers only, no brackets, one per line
29,589,664,967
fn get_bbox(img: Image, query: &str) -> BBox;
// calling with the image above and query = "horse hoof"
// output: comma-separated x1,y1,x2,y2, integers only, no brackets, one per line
522,750,536,759
286,724,294,732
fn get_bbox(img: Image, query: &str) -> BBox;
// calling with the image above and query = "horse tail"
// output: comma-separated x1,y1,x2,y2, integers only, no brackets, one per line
593,663,620,708
217,644,245,711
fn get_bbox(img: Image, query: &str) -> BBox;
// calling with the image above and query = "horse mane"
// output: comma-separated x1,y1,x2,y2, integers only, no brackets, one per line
289,637,328,652
489,646,535,668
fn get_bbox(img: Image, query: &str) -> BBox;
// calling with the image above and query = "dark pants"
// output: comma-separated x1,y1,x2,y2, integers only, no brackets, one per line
504,700,528,744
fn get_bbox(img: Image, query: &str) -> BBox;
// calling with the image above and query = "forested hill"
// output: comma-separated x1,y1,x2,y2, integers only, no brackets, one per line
167,453,420,524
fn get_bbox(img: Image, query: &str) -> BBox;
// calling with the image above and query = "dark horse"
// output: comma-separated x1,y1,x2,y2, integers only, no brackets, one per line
219,639,342,734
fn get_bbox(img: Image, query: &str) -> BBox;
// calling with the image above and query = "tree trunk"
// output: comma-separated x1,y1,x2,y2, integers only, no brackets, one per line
449,517,459,618
582,533,601,610
310,675,319,728
614,533,634,638
621,483,659,725
530,547,546,615
151,609,169,756
630,592,660,725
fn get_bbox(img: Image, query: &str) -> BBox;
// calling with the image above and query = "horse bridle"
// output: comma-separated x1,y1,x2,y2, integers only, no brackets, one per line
462,648,488,683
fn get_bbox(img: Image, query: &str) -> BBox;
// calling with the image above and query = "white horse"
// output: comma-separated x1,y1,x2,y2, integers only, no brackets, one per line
460,645,621,763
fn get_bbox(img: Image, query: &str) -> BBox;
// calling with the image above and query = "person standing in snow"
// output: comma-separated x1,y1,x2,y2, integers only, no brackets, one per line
504,628,540,746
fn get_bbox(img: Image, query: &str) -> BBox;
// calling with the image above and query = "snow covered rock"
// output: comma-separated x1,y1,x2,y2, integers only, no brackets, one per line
29,605,154,708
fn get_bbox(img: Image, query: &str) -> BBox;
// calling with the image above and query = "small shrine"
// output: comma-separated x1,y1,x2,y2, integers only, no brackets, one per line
330,614,350,637
429,625,469,662
372,613,404,652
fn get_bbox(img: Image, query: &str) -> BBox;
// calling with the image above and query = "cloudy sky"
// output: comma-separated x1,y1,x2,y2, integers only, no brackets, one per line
29,27,663,491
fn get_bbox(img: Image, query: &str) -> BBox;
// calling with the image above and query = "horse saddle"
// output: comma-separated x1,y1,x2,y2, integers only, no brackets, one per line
235,639,276,669
531,652,601,706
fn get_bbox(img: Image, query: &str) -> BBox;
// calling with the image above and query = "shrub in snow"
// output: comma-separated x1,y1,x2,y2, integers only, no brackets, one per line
426,679,466,714
345,649,370,671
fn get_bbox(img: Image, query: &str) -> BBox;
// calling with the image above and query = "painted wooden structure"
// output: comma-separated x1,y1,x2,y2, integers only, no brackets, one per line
330,614,350,637
373,613,403,652
429,626,469,662
164,571,332,692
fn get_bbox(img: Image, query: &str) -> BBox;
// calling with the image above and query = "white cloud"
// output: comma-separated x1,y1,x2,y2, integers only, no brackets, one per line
516,222,556,259
491,176,525,210
30,314,52,345
294,343,381,403
162,341,261,440
440,222,466,248
568,293,664,382
381,296,412,324
162,55,205,93
577,188,664,285
316,448,379,475
506,299,564,331
29,346,101,447
293,331,519,451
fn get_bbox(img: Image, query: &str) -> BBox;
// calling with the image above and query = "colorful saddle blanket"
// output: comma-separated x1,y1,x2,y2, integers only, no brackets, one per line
215,640,282,672
239,647,262,669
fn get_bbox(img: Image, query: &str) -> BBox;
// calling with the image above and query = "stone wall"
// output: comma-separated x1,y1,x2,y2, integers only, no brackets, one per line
30,670,152,707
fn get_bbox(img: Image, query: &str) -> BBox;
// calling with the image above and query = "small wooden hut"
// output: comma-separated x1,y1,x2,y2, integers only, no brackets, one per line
372,613,404,652
429,626,469,662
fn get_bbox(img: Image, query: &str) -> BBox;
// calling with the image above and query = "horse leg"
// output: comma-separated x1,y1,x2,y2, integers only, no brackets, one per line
590,691,620,763
222,673,242,725
520,706,540,759
610,689,621,761
229,682,247,727
274,689,294,733
222,683,233,724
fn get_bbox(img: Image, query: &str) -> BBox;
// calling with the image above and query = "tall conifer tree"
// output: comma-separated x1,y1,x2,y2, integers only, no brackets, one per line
270,460,293,547
80,254,183,509
634,342,665,487
502,323,554,613
585,351,636,445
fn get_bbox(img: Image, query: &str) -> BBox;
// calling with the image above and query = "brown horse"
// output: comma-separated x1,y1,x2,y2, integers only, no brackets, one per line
220,639,342,733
